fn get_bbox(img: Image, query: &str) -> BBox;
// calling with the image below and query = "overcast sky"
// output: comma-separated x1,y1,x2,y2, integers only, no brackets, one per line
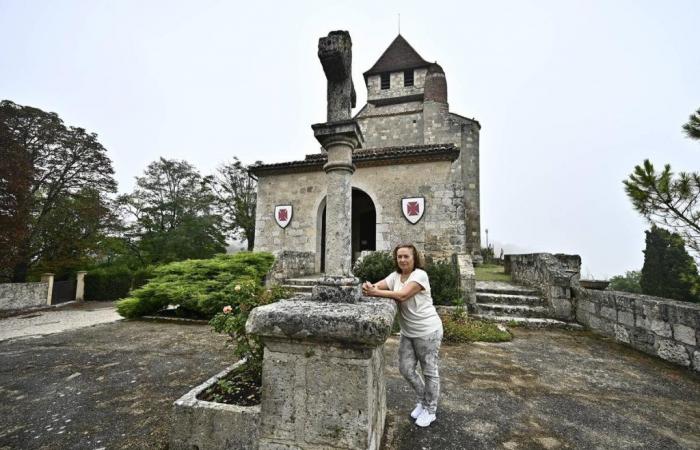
1,0,698,278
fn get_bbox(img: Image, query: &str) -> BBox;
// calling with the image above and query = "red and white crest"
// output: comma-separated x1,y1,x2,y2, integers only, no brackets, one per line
274,205,292,228
402,197,425,224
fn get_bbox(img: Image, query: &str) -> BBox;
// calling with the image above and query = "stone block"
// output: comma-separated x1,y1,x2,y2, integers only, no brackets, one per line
600,306,617,321
649,319,672,338
655,339,690,367
672,324,696,346
614,325,630,344
618,310,635,328
693,351,700,373
630,328,656,355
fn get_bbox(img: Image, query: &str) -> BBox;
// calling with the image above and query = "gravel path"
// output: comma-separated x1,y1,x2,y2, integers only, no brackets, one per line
0,302,122,342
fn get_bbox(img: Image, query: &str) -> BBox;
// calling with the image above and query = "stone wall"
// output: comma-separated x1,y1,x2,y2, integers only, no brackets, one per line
366,68,428,103
266,251,316,284
453,253,476,307
505,253,581,320
0,282,49,311
574,288,700,372
254,159,468,273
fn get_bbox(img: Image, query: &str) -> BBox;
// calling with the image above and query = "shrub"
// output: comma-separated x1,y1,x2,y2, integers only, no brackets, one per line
441,315,512,343
607,270,642,294
131,266,155,289
353,251,394,283
115,252,276,319
85,266,133,301
425,259,461,305
209,282,291,382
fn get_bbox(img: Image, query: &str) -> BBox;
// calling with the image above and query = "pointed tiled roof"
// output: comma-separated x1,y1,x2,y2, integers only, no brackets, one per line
363,35,431,79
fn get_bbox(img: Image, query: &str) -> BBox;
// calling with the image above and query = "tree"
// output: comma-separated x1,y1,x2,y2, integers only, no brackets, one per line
118,158,226,265
212,158,258,251
640,226,700,302
682,107,700,140
0,100,117,281
607,270,642,294
624,160,700,259
624,107,700,262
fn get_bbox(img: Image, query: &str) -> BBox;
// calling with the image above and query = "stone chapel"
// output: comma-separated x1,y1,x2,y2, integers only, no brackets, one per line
250,34,481,279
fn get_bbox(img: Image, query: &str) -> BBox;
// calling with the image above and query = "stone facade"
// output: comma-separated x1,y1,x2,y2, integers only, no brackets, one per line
251,34,481,278
574,288,700,372
0,282,49,312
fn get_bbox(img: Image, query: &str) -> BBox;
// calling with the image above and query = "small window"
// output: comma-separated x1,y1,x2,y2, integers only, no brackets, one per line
404,70,414,87
380,73,390,90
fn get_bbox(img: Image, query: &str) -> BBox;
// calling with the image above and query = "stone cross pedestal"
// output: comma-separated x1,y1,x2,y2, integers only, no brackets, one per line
246,31,394,450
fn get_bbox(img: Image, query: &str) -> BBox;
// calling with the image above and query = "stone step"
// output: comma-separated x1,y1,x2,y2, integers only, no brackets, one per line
284,277,322,287
281,284,314,293
472,315,584,330
475,292,544,306
475,281,539,296
475,304,550,319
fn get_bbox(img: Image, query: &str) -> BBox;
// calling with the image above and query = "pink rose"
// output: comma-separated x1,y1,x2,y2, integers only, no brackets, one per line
223,305,233,314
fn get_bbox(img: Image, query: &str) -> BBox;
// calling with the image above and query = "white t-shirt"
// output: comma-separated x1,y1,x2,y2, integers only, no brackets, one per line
383,269,443,338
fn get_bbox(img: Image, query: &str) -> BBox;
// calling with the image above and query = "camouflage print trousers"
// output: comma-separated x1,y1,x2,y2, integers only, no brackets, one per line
398,328,443,414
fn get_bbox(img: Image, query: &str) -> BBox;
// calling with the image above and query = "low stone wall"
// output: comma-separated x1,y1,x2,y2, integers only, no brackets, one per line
453,253,476,307
504,253,581,320
0,282,49,312
170,360,260,450
266,250,315,284
574,287,700,371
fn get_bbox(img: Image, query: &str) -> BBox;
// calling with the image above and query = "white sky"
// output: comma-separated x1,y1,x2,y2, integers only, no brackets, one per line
1,0,698,278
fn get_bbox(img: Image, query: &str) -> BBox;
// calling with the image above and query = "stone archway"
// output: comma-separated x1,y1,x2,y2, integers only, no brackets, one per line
317,188,376,273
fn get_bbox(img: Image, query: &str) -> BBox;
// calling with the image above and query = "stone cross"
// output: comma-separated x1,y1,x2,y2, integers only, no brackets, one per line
311,30,363,287
318,31,357,122
247,31,395,450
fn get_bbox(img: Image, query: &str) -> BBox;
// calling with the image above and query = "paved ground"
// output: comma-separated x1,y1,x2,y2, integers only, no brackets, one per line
0,302,122,341
0,316,698,449
383,329,700,450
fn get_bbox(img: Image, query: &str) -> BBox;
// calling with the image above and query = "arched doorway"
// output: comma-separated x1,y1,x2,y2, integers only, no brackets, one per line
319,188,377,273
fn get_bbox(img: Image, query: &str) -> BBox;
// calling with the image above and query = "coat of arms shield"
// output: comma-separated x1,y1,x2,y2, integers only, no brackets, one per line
401,197,425,224
274,205,292,228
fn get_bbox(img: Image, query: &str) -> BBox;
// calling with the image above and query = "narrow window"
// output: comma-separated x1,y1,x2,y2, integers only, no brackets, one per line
404,70,414,87
380,73,390,90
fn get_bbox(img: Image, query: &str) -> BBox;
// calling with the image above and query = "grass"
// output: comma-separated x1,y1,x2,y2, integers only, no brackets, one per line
475,263,512,282
441,313,513,343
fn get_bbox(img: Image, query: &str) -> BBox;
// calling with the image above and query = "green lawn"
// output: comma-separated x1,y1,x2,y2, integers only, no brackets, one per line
475,263,511,282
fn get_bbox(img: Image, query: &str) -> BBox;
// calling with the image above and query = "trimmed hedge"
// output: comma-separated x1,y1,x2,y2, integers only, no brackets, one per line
85,267,133,301
116,252,275,319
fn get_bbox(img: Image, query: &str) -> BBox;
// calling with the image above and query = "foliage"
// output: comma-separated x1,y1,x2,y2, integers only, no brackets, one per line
85,266,133,301
607,270,642,294
425,259,461,305
209,283,290,383
682,107,700,140
475,264,512,282
116,252,275,318
480,245,497,264
117,157,226,266
0,100,117,282
640,226,700,302
624,159,700,260
441,314,512,343
131,266,155,289
353,251,394,284
212,158,258,251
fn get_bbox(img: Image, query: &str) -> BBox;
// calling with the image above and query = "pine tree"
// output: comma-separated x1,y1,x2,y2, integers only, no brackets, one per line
640,226,700,302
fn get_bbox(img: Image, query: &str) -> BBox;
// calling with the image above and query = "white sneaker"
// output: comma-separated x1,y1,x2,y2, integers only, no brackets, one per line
415,409,436,427
410,403,424,419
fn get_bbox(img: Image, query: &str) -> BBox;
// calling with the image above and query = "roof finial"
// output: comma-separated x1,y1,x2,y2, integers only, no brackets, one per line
398,13,401,35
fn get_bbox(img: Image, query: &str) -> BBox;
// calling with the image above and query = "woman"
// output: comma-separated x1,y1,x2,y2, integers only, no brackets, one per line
362,243,444,427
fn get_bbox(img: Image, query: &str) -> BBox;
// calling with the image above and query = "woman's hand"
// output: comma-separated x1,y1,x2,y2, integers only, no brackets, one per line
362,281,377,296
